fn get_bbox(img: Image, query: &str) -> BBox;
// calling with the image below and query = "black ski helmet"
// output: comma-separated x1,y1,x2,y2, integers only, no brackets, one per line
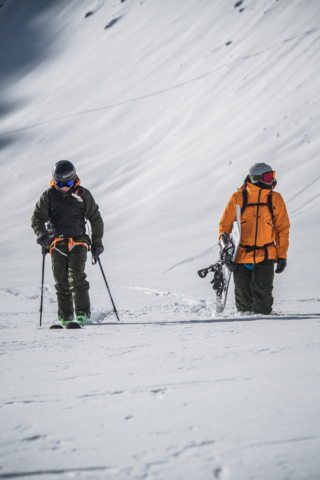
52,160,76,183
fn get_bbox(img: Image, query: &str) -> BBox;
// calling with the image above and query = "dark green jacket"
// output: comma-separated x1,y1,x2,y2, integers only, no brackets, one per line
31,178,104,246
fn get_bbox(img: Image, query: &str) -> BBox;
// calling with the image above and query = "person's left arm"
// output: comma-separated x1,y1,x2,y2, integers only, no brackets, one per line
273,193,290,259
84,189,104,245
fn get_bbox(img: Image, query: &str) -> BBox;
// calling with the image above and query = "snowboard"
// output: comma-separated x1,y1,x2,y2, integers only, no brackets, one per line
198,204,241,314
50,321,83,330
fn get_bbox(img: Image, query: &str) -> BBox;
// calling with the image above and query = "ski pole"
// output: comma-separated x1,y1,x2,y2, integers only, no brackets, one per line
96,257,120,322
39,247,47,327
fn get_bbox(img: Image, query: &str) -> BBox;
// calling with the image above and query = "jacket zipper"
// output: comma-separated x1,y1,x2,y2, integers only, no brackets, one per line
253,189,261,263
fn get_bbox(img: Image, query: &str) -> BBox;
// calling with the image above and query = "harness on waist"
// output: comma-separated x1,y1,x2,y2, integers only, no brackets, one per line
49,236,89,263
240,242,275,264
240,188,275,265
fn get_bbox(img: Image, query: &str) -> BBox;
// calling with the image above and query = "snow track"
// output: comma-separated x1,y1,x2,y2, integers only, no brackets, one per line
1,300,320,479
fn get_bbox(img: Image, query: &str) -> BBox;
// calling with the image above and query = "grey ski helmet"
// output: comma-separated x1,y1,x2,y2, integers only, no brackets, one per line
52,160,76,183
249,162,275,184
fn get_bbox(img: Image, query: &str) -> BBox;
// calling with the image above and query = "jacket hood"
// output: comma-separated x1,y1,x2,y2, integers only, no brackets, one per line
50,175,81,192
245,182,274,196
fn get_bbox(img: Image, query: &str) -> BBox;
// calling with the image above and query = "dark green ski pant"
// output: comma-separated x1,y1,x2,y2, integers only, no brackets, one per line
234,261,274,315
51,244,90,320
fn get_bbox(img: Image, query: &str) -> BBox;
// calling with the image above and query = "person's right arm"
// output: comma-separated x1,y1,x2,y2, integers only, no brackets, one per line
31,191,50,237
219,193,237,239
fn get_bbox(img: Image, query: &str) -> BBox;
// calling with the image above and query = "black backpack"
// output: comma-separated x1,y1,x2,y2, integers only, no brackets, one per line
240,188,275,264
241,188,274,223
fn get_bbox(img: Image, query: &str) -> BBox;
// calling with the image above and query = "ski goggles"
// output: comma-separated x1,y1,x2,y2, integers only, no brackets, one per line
250,171,276,184
55,179,75,189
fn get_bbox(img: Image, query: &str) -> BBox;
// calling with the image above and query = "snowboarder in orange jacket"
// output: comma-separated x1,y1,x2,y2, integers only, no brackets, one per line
219,163,290,315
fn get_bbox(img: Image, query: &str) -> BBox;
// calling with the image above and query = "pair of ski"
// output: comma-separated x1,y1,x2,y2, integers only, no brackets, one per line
198,205,241,314
50,321,83,330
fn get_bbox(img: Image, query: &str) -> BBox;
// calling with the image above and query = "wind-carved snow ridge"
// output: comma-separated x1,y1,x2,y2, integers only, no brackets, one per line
286,175,320,204
1,27,319,138
165,245,219,272
0,286,55,303
0,466,110,478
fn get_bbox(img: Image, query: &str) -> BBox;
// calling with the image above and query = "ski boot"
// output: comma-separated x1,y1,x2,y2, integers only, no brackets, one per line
58,316,73,326
76,313,88,326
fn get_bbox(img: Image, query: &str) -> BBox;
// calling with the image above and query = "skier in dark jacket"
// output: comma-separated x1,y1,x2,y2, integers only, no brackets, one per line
31,160,104,325
219,163,290,315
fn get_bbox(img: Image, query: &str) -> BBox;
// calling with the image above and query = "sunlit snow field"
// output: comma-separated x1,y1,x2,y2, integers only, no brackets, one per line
0,0,320,479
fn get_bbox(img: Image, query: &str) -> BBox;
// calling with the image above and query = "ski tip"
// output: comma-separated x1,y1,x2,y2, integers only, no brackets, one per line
49,321,83,329
65,321,82,329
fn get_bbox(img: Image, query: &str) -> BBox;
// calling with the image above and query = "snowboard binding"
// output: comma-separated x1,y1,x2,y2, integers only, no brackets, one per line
198,263,223,296
219,233,236,267
197,234,236,297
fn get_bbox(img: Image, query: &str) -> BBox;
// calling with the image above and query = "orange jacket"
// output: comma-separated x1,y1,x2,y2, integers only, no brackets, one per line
219,183,290,264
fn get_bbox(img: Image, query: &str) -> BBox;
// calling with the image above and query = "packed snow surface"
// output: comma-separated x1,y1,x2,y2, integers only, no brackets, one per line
1,0,320,478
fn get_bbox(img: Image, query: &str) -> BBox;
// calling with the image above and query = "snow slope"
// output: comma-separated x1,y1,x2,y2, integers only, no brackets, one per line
1,0,320,478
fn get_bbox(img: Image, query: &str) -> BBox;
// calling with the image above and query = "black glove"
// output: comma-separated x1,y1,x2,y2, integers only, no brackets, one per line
91,244,104,259
37,233,50,248
226,261,238,273
275,258,287,274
